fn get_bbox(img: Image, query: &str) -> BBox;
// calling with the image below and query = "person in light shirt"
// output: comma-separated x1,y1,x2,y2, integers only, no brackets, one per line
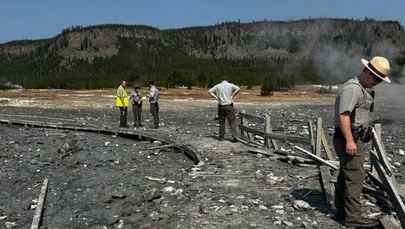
147,81,159,129
208,75,240,142
333,56,391,228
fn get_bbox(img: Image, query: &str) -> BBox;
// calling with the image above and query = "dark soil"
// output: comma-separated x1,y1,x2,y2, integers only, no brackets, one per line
1,96,404,228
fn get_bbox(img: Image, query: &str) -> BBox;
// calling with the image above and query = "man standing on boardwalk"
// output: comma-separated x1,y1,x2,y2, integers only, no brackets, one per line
208,75,240,142
147,81,159,129
116,80,129,128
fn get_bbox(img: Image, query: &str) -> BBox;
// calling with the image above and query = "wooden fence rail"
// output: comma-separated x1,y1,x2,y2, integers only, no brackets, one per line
238,111,332,160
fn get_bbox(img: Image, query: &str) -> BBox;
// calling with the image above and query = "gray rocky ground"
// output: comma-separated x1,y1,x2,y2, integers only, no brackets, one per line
0,92,404,228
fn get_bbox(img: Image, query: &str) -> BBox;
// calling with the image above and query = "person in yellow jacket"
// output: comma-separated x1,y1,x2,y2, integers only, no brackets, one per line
116,80,129,127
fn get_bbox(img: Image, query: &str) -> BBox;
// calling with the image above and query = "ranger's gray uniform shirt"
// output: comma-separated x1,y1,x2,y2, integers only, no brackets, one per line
334,76,372,127
208,80,240,106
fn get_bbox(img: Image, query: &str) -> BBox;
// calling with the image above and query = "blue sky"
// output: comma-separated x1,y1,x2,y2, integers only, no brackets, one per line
1,0,405,43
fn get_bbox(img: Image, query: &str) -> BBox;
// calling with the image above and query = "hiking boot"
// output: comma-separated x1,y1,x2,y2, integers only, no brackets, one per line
149,125,159,129
345,218,379,228
231,138,238,143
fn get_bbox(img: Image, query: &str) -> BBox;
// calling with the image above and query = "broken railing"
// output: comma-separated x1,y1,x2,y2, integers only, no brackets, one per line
238,111,405,228
238,111,335,169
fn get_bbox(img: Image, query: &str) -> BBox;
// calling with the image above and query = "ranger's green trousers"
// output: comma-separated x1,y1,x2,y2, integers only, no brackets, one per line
333,136,365,222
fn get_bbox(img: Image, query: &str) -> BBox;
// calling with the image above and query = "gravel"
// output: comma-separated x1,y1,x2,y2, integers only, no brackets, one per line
1,93,404,228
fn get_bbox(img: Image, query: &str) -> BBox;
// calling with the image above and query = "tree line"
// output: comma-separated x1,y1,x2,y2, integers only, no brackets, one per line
1,19,405,95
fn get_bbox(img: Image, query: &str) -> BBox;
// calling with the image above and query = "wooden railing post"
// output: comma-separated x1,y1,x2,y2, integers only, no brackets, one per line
265,114,279,150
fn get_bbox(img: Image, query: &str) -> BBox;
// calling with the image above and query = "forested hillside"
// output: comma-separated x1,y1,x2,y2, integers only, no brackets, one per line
1,18,405,90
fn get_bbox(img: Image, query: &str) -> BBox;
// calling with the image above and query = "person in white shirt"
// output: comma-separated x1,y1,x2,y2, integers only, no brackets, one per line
147,81,159,129
208,75,240,142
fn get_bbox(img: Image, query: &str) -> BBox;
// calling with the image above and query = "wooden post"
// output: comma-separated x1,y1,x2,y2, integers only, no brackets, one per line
370,124,382,184
316,117,322,157
265,114,279,150
373,124,398,188
371,126,393,177
308,120,315,154
240,110,246,138
240,110,254,141
321,130,334,160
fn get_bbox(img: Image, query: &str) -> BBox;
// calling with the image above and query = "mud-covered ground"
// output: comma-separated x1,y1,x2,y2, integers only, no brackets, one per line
1,88,405,229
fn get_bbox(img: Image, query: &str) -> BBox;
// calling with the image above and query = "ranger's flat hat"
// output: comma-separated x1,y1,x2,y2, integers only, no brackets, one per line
361,56,391,83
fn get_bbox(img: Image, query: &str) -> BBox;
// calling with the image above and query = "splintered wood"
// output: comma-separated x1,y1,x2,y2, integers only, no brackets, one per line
31,178,49,229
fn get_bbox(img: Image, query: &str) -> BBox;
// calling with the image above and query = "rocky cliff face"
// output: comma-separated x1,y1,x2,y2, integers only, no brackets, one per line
1,19,405,62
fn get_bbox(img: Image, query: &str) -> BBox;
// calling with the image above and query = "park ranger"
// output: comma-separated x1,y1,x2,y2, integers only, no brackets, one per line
333,56,391,228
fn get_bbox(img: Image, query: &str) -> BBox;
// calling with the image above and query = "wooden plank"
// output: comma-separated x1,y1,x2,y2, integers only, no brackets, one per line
241,115,254,141
248,148,273,157
371,153,405,228
239,125,265,137
371,128,393,177
293,146,339,170
321,130,334,160
189,173,255,178
147,143,180,150
239,125,312,144
370,124,382,184
237,137,263,147
265,114,279,150
315,117,322,157
319,166,334,206
367,170,384,190
31,178,49,229
379,215,402,229
240,110,247,138
265,132,312,145
238,112,265,124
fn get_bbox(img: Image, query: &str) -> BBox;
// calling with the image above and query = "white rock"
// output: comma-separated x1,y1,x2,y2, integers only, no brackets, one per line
292,200,311,210
274,216,285,221
5,222,17,228
255,170,264,179
259,205,269,210
275,210,285,214
283,221,293,227
162,186,175,192
172,189,183,195
399,149,405,156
